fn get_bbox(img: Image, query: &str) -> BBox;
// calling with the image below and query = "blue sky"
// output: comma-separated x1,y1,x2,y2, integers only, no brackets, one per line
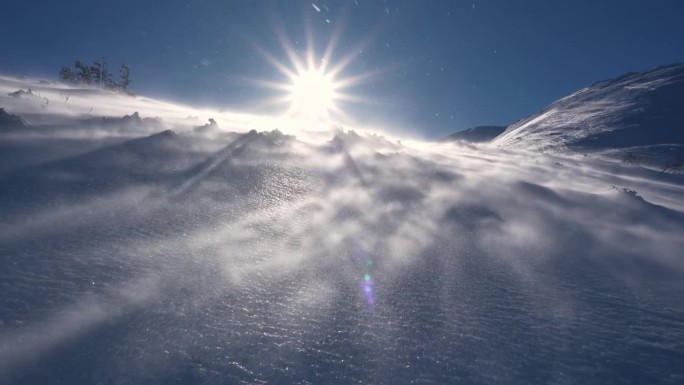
1,0,683,138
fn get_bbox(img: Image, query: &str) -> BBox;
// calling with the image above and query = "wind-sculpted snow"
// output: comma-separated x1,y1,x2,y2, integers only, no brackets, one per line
1,117,684,384
492,64,684,166
0,73,683,384
0,74,293,137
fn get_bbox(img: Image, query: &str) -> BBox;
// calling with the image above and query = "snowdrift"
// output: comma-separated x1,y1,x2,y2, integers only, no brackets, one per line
1,75,683,384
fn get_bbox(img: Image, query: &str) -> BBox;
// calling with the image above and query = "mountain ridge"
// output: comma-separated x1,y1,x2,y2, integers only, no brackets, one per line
440,125,506,143
491,63,684,156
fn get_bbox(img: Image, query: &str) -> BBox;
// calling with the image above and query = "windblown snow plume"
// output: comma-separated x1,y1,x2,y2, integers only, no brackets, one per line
1,75,683,384
492,64,684,166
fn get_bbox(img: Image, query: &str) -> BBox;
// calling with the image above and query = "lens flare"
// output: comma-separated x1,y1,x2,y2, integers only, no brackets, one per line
244,11,390,127
353,241,376,308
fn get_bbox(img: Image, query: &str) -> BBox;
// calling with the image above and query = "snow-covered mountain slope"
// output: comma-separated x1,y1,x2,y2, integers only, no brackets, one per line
492,64,684,161
440,125,506,143
1,76,684,384
0,108,28,131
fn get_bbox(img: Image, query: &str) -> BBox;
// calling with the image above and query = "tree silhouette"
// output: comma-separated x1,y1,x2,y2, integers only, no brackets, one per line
58,59,132,93
119,64,131,91
74,61,92,85
59,67,78,84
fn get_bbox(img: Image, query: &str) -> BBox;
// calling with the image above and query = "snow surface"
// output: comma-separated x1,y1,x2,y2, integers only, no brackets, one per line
1,76,684,384
492,64,684,167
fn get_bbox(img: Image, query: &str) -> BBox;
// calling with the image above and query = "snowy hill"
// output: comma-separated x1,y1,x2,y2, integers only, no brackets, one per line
492,64,684,164
440,125,506,143
1,75,684,384
0,108,28,130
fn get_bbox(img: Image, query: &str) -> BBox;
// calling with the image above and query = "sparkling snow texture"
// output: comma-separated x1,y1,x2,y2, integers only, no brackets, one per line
1,75,683,384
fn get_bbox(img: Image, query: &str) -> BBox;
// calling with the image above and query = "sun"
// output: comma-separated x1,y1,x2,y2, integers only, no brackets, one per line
245,13,388,127
287,69,338,121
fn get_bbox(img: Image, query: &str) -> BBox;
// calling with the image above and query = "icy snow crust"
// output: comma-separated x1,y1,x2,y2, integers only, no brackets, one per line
1,77,684,384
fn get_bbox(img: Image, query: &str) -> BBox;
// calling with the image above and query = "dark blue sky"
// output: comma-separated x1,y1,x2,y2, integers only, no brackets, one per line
1,0,683,137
